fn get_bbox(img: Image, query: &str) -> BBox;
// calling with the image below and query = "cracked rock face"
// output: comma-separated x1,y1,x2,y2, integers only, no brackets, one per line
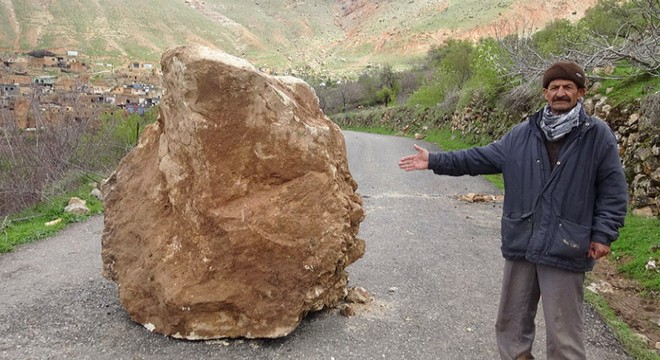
101,46,365,339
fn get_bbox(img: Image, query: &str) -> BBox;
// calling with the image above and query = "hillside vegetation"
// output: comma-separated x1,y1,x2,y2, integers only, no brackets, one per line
0,0,597,73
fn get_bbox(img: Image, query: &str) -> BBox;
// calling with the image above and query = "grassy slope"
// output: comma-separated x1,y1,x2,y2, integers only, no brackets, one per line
0,4,16,45
0,0,582,72
0,0,342,66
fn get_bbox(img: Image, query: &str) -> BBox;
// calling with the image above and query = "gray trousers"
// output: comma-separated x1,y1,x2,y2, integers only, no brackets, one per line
495,260,586,360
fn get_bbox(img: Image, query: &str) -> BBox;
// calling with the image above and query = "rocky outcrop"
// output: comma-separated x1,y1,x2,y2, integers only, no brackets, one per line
101,46,365,339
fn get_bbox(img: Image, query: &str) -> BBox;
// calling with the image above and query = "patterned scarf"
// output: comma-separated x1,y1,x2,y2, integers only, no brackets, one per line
540,102,582,142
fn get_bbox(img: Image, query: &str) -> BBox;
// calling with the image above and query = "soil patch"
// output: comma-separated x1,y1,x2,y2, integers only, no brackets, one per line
590,259,660,351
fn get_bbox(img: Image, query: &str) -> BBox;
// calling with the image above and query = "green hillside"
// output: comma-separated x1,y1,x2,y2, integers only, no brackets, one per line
0,0,597,73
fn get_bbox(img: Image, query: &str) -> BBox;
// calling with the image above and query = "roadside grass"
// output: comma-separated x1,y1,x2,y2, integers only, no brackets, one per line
584,286,660,360
610,215,660,295
0,182,104,254
587,214,660,360
598,66,660,107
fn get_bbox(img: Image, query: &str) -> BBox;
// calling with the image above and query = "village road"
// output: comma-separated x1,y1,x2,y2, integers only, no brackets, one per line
0,131,632,360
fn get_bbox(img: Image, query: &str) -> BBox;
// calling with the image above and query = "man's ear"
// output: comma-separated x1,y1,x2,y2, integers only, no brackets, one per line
578,88,586,98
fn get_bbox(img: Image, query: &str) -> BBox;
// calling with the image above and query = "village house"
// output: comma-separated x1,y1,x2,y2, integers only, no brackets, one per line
33,75,57,95
2,55,28,69
128,62,154,70
115,94,142,107
92,85,113,94
1,49,163,130
1,84,20,97
81,93,116,106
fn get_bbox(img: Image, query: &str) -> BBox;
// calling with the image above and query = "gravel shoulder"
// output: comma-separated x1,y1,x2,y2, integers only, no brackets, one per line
0,131,632,360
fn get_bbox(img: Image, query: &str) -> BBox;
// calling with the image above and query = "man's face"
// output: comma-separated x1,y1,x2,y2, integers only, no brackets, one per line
543,79,585,114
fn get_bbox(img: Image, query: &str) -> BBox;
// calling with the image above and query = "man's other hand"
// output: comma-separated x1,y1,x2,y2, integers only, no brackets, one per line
588,241,610,260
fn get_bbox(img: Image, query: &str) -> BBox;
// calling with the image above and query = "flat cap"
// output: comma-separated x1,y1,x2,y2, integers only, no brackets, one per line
542,61,586,89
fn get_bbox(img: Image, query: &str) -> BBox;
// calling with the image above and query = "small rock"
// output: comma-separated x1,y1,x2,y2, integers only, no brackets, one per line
651,168,660,183
645,259,656,271
339,304,354,317
346,287,372,304
627,113,640,126
655,341,660,350
64,197,90,215
90,188,104,201
586,281,614,294
632,207,655,217
388,287,398,293
633,333,650,344
45,218,62,227
414,133,425,140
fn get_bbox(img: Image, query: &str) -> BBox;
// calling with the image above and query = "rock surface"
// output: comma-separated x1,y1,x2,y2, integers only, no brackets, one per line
101,46,365,340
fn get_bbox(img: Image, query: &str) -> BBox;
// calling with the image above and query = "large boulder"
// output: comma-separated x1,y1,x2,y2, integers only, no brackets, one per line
101,46,365,340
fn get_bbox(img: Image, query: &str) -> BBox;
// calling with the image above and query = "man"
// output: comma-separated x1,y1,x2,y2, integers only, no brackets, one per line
398,61,628,360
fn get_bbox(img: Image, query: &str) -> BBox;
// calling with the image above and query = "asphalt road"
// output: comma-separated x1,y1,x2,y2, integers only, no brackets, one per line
0,131,632,360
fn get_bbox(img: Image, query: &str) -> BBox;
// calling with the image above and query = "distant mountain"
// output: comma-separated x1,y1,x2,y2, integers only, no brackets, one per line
0,0,597,73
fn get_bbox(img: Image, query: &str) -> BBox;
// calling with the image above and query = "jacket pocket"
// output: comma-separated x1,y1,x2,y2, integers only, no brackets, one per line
501,215,533,253
547,218,590,260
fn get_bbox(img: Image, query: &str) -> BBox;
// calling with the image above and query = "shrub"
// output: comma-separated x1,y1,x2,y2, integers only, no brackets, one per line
531,19,580,57
0,105,157,217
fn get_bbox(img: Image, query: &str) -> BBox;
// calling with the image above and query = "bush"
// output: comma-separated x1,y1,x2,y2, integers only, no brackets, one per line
531,19,580,57
0,105,157,217
500,81,543,115
579,0,632,37
406,80,450,108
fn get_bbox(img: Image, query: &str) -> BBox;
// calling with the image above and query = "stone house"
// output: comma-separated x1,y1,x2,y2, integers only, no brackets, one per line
1,84,20,97
82,94,116,105
34,75,56,86
2,56,27,68
43,56,58,67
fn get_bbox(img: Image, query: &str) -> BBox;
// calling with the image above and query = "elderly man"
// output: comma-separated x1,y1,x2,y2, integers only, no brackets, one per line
398,61,628,359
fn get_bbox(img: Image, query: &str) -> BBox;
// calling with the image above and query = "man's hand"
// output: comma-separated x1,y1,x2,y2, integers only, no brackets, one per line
588,241,610,260
398,145,430,171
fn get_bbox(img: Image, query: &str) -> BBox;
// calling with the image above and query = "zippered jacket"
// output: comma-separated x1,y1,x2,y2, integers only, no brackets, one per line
427,106,628,272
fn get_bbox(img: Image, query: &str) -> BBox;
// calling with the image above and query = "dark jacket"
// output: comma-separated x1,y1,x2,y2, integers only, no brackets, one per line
428,106,628,272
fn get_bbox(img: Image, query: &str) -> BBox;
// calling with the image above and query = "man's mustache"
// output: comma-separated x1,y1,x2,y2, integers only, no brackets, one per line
552,96,572,102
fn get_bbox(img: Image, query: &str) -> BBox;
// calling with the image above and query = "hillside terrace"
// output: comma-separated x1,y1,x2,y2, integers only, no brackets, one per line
0,50,162,129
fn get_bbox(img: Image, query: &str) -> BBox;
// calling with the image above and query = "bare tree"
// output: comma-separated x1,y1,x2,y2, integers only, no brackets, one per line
497,0,659,80
568,0,659,76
